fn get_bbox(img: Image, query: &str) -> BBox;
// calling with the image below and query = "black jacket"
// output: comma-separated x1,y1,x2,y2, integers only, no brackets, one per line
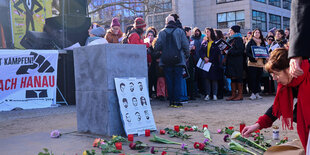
289,0,310,59
225,37,245,79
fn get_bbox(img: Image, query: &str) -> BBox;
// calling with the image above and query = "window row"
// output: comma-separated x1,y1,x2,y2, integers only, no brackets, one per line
216,10,290,31
254,0,291,10
216,0,242,4
252,10,290,32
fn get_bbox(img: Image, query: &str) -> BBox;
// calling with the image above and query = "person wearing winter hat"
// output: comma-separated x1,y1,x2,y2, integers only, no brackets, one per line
127,17,150,48
105,17,123,43
85,27,106,45
225,25,245,101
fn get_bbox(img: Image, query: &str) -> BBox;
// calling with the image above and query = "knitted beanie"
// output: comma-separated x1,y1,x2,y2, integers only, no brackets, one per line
134,17,146,29
111,17,121,27
90,27,105,37
230,25,241,33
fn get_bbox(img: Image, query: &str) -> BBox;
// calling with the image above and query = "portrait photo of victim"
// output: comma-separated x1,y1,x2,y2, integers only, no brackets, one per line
120,83,125,92
135,112,141,121
129,82,134,92
125,113,131,123
132,97,138,107
138,82,143,91
122,98,128,108
144,110,150,120
140,96,147,106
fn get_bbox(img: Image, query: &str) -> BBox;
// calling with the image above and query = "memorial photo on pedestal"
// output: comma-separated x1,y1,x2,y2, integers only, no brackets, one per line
138,82,143,91
135,112,141,121
132,97,138,107
122,98,128,108
125,113,131,123
120,83,125,92
144,110,150,120
129,82,134,92
140,96,147,106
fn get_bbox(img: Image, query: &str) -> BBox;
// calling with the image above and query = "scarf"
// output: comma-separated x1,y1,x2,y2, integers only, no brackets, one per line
227,33,242,43
273,60,310,151
252,37,262,46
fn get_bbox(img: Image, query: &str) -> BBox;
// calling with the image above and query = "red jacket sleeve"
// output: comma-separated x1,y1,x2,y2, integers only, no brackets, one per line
256,114,274,129
128,33,150,48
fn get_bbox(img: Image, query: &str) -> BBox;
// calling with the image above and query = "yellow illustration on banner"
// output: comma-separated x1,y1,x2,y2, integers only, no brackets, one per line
10,0,52,49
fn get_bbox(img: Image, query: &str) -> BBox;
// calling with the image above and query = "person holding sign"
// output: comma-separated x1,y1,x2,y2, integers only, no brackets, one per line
245,29,267,100
198,28,221,101
225,25,245,101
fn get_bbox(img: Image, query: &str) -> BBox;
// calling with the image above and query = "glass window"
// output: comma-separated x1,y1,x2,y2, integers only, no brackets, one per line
254,0,266,3
269,14,281,29
283,0,291,10
283,17,290,29
252,10,267,31
216,0,242,4
269,0,281,7
217,10,245,29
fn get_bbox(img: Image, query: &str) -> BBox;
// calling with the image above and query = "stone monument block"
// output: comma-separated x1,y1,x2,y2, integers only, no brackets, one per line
74,44,147,136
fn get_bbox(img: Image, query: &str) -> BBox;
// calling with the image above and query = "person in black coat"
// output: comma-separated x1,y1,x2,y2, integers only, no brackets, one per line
199,27,221,101
289,0,310,78
225,25,245,101
245,29,266,100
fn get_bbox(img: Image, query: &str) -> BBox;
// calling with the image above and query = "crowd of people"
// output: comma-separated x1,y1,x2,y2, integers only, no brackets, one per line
86,1,310,152
85,15,292,108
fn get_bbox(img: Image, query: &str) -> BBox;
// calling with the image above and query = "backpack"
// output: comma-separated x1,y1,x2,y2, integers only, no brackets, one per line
161,28,182,66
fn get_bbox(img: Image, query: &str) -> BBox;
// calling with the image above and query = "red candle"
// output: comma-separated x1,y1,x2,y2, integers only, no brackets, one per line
115,142,122,150
203,124,208,129
160,130,166,135
228,126,234,130
174,125,180,132
128,134,134,142
145,129,151,136
240,123,245,132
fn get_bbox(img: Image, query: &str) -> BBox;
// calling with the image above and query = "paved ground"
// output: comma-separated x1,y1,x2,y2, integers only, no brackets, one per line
0,96,299,155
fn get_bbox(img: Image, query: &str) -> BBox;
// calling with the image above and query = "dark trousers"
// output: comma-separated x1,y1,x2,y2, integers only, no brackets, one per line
164,66,183,103
148,63,157,96
248,66,263,94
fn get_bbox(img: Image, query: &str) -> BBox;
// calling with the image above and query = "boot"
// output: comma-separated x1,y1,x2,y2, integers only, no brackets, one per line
233,83,243,101
226,82,236,101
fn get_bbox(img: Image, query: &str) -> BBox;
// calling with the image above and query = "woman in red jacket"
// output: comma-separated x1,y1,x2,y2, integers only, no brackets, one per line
128,17,150,48
242,48,310,153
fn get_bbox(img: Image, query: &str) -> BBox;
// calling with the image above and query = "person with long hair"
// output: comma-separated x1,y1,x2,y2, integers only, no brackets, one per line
128,17,150,48
225,25,245,101
199,28,221,101
214,29,225,99
242,48,310,154
246,29,266,100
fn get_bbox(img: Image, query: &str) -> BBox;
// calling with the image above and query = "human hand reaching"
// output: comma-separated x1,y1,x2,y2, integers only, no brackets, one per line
241,123,260,137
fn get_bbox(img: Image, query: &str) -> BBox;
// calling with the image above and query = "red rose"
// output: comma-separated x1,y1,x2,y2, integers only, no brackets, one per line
255,130,260,133
129,143,136,150
228,126,234,130
198,143,205,150
190,128,194,131
283,137,288,141
160,130,166,135
184,127,189,131
194,142,200,149
161,151,167,155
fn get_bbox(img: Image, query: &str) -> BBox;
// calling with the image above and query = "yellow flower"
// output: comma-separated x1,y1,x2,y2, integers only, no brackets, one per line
83,150,87,155
112,135,118,139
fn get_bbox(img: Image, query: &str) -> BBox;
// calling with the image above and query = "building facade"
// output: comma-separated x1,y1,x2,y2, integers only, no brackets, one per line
146,0,291,34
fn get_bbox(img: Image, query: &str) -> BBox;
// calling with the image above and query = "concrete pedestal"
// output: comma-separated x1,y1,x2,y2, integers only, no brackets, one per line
73,44,147,136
